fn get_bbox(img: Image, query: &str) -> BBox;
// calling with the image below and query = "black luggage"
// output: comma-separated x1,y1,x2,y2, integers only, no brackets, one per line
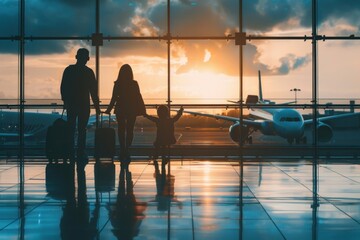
94,113,115,162
46,111,71,163
45,163,74,200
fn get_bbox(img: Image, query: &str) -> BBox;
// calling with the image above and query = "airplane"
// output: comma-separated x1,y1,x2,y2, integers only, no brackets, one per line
183,71,360,144
0,110,99,144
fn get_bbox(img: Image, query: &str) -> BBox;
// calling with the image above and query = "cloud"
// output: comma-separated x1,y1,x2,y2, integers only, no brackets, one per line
277,54,310,75
149,0,238,36
303,0,360,28
0,0,355,78
101,40,167,59
244,0,305,32
173,41,310,76
1,0,359,54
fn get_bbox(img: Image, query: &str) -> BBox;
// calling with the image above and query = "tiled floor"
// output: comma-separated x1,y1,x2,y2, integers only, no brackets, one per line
1,159,360,239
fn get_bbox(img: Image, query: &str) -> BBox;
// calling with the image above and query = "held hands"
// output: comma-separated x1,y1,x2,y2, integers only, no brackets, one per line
102,110,111,114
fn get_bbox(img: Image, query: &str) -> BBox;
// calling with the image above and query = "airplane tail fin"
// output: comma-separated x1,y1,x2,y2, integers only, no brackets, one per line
258,70,263,102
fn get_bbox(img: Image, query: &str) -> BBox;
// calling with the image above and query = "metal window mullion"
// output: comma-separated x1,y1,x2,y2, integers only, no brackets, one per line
311,0,319,239
95,0,100,123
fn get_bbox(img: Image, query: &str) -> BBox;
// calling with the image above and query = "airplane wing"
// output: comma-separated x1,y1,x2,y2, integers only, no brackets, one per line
183,110,263,128
304,112,360,125
280,101,297,105
0,133,33,137
227,99,296,105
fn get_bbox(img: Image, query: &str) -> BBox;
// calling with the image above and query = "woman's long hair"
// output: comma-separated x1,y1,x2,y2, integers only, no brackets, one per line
116,64,133,83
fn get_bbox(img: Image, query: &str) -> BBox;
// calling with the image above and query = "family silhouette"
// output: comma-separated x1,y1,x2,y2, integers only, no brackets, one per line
55,49,186,238
60,48,183,168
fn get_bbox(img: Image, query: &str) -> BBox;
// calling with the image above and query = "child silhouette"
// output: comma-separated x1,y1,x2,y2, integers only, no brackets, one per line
144,106,183,162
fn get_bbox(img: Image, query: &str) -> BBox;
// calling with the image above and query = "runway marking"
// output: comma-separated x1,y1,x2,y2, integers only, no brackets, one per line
177,134,183,142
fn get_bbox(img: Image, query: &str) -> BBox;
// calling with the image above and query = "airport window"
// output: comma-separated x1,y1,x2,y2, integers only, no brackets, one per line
243,0,312,36
0,42,18,105
0,1,18,37
99,41,168,105
0,0,359,150
318,41,360,102
2,1,360,239
100,1,167,37
25,1,95,36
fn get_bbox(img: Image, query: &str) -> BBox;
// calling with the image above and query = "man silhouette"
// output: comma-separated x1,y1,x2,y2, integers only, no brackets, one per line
61,48,100,166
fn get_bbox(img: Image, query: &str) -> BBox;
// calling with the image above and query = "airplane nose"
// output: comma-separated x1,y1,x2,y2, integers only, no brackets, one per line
278,122,304,138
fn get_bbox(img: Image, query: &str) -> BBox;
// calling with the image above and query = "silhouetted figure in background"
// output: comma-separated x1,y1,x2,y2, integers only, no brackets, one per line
108,165,147,239
105,64,145,163
60,167,99,240
144,105,183,163
61,48,100,167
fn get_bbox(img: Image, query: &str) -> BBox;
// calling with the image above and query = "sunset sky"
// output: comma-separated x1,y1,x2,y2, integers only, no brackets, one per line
0,0,360,105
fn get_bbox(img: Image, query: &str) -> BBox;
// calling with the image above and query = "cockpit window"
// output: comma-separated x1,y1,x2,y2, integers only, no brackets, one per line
280,117,300,122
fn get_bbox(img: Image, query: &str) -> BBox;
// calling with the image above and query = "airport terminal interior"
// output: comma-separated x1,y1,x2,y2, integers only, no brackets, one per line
1,1,360,239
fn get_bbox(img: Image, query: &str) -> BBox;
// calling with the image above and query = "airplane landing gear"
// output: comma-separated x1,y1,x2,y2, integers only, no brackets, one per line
295,136,307,144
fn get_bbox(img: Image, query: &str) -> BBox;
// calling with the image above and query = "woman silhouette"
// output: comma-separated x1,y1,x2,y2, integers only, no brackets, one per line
105,64,145,162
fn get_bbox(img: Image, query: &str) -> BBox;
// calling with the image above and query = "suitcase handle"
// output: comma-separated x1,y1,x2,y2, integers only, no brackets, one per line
100,112,111,128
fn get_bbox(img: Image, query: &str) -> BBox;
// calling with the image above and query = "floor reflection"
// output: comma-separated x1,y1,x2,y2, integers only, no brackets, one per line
153,158,182,212
55,164,99,239
108,159,147,239
1,159,360,239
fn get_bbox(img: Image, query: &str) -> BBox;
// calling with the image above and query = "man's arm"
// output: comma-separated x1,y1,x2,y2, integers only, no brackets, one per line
60,67,70,109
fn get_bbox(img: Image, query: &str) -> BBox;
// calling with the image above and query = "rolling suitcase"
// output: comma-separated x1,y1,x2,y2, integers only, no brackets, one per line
45,111,71,163
94,113,115,162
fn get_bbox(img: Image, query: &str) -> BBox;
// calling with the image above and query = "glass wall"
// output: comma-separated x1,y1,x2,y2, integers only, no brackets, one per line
1,1,360,239
0,0,359,151
25,0,95,36
171,40,239,105
101,1,167,37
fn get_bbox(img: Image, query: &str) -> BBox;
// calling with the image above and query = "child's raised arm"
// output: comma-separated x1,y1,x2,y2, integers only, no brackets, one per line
173,106,184,122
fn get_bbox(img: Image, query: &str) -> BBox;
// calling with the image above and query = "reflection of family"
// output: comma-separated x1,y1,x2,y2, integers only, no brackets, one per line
61,48,183,167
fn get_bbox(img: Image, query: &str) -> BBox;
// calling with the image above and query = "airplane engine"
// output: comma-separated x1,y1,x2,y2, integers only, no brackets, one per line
229,123,249,143
317,122,333,142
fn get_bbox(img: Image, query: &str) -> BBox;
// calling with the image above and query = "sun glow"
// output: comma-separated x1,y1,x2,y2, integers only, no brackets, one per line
172,70,238,104
203,49,211,62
